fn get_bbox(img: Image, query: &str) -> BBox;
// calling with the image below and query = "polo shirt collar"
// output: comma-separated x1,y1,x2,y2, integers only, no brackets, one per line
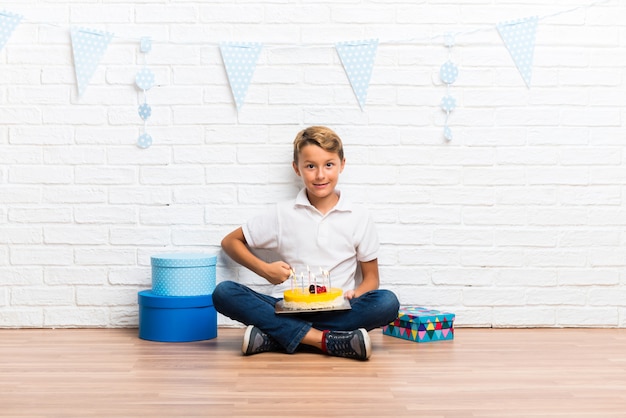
294,187,352,213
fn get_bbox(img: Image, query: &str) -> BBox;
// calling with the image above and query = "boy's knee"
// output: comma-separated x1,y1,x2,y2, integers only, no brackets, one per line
212,280,236,308
214,279,239,292
379,289,400,321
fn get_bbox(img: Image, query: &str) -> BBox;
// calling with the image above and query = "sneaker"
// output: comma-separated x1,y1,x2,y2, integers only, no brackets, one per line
322,328,371,360
242,325,281,356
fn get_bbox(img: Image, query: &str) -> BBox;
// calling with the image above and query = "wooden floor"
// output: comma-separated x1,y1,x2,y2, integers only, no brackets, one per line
1,328,626,417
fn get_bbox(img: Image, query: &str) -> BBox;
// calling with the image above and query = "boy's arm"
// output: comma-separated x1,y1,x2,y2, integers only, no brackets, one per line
346,258,380,299
221,227,291,285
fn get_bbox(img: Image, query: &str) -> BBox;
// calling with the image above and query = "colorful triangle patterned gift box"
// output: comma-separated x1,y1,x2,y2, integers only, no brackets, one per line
382,306,455,343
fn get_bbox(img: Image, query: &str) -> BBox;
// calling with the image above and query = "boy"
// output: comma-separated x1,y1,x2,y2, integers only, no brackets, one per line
213,126,399,360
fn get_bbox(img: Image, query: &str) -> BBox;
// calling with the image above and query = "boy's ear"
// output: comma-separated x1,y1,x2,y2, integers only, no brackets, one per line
292,161,301,176
340,158,346,172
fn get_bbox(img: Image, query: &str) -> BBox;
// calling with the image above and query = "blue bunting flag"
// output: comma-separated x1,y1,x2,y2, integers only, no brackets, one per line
497,16,538,88
335,39,379,110
220,42,263,111
71,27,114,97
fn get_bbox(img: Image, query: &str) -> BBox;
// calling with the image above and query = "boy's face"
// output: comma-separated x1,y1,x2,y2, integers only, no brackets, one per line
293,144,345,204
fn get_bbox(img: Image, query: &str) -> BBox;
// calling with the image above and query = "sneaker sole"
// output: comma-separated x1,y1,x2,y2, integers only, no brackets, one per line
359,328,372,360
242,325,255,355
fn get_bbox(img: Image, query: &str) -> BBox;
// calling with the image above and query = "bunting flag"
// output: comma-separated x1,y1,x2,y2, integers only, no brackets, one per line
496,16,538,88
0,3,608,114
220,42,263,110
335,39,378,110
70,27,114,97
0,10,23,51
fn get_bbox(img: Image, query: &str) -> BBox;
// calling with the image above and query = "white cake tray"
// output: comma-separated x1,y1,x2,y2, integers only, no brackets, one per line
275,299,352,314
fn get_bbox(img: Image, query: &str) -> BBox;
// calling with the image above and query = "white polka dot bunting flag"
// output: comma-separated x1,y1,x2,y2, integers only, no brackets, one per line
439,61,458,85
497,16,538,88
440,95,456,112
70,27,114,97
220,42,263,111
0,10,22,52
335,39,378,110
135,67,155,91
140,36,152,54
138,102,152,120
137,133,152,149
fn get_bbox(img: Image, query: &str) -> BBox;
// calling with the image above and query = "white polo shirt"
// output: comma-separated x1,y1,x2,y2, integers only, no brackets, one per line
242,188,379,298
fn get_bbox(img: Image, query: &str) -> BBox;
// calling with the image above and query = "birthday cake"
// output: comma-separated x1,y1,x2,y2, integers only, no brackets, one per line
282,268,345,310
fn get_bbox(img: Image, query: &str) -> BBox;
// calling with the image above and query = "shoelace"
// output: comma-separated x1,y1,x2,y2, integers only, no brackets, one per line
253,332,279,353
323,331,358,356
329,336,350,352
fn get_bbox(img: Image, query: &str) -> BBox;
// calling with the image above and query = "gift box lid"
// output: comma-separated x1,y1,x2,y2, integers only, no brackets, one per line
397,306,455,323
138,290,213,308
151,253,217,268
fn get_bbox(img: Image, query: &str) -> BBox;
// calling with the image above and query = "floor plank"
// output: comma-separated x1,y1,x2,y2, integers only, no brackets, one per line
1,328,625,417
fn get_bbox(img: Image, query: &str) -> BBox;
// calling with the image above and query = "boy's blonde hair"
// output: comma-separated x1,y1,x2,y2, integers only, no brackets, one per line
293,126,344,164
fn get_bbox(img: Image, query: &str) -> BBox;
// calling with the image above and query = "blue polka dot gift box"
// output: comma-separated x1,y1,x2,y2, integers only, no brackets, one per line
151,253,217,297
382,307,455,343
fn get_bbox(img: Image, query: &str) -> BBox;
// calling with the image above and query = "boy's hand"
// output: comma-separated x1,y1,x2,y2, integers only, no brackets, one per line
344,289,356,300
263,261,292,285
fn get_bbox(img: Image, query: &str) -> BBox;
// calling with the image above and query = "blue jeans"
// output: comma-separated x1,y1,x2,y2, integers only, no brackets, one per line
212,280,400,353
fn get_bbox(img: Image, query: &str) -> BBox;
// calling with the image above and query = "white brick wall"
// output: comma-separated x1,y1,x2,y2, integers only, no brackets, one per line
1,1,626,328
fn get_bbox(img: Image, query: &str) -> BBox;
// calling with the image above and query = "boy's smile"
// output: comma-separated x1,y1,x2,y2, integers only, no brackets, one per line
293,144,345,213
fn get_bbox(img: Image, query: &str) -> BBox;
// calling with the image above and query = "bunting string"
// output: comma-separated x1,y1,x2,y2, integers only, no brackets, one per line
439,34,458,141
135,37,154,149
7,0,610,48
